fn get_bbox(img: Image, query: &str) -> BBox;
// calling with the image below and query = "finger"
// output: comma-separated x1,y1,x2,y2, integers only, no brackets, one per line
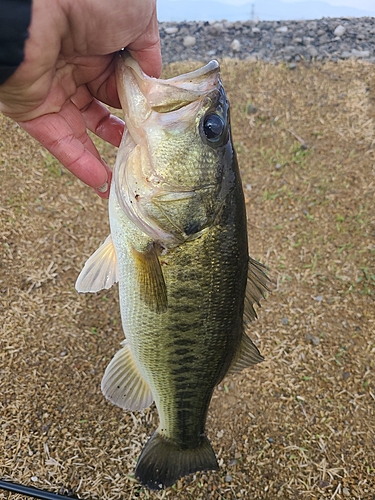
84,101,124,147
19,111,112,198
71,86,124,147
129,39,162,78
75,54,122,110
127,5,162,78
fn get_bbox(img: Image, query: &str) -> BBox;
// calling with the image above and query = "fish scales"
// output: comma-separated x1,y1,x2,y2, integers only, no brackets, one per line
112,183,247,447
76,51,271,490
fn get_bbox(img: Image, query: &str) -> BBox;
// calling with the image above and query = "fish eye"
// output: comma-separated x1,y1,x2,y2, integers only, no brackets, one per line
203,114,225,142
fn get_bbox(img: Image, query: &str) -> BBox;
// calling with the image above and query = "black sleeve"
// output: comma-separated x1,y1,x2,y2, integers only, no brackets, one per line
0,0,32,85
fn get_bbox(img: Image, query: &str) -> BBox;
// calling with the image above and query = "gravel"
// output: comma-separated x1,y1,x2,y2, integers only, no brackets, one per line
159,17,375,64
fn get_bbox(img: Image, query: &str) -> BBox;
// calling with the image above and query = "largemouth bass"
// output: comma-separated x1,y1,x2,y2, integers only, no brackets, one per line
76,51,270,490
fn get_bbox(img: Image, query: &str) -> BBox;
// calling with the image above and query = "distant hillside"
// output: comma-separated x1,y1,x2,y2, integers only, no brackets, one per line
157,0,375,22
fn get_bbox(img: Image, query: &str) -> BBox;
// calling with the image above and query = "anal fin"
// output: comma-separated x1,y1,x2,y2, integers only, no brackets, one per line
245,256,273,322
228,333,264,375
101,341,153,411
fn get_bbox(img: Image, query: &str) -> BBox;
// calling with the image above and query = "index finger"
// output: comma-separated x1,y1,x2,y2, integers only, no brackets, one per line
19,108,112,198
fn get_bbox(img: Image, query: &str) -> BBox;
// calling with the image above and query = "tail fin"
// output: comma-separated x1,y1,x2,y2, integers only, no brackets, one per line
135,431,219,490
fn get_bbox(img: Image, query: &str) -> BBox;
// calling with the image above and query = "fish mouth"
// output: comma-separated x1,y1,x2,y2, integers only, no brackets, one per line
116,50,220,116
113,52,225,244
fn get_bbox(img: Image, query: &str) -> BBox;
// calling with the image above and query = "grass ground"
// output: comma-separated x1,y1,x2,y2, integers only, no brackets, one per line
0,59,374,500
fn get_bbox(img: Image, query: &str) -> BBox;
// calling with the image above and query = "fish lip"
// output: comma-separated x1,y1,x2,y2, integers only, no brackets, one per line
116,50,221,115
117,49,220,84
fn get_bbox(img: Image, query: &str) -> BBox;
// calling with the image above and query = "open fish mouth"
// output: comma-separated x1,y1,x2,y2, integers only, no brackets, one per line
116,50,220,116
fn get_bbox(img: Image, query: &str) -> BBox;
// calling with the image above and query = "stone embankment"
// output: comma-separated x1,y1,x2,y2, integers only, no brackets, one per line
159,17,375,65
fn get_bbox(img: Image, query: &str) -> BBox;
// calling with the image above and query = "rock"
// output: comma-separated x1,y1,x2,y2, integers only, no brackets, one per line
311,336,320,346
183,36,196,48
231,39,241,52
209,22,224,36
158,18,375,65
246,103,258,114
352,49,370,58
318,480,331,489
303,36,314,45
307,45,318,56
307,21,318,31
334,25,346,37
306,332,320,345
164,27,178,35
283,45,296,55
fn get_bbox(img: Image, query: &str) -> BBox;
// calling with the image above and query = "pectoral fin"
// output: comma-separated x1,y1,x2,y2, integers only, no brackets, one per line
75,235,118,293
132,243,168,313
228,333,264,375
101,340,154,411
244,256,272,322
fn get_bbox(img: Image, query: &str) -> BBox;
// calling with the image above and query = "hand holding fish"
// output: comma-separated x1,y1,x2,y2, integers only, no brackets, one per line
0,0,161,197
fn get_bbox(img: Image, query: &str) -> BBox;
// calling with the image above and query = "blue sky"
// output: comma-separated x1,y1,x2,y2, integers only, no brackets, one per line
157,0,375,21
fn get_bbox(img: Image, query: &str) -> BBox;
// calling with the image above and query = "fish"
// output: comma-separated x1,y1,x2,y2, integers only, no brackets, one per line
75,51,270,490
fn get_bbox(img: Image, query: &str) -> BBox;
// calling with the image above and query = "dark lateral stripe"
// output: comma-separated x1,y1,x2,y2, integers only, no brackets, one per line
178,355,198,364
169,303,197,314
172,366,192,375
169,288,200,300
175,390,196,400
166,321,202,333
174,348,190,356
176,407,196,419
173,375,190,383
173,338,192,347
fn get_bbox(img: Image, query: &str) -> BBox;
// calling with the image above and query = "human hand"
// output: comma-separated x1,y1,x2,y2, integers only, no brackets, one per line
0,0,161,197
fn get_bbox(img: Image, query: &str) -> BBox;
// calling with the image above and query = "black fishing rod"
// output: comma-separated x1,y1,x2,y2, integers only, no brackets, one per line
0,479,80,500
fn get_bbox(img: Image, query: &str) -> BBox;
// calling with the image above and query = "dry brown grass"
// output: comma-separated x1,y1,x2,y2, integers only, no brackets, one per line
1,59,374,500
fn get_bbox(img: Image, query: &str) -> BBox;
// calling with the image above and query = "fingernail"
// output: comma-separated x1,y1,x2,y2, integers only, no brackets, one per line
97,181,108,193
